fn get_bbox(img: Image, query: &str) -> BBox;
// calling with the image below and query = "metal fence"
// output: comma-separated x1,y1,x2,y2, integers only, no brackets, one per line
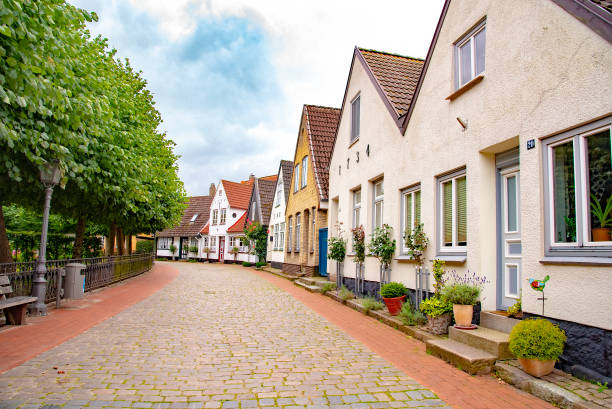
0,252,154,304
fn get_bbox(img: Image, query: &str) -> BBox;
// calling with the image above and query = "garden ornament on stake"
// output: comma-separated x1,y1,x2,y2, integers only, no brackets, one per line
528,275,550,315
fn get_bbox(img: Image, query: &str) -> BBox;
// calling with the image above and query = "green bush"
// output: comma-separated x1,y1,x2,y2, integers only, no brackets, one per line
419,297,452,318
399,302,427,326
328,235,347,262
189,245,199,253
380,282,407,299
255,261,266,268
361,297,384,314
508,297,522,318
242,261,253,267
509,318,566,361
136,240,154,254
338,286,355,301
320,282,336,295
441,283,480,305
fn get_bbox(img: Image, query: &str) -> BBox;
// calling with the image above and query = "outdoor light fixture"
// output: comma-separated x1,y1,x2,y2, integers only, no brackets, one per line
29,159,63,316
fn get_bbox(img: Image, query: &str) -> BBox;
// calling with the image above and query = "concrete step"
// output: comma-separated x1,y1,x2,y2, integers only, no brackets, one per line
449,326,514,359
294,278,322,293
262,267,299,281
299,277,332,288
480,311,521,334
426,338,497,375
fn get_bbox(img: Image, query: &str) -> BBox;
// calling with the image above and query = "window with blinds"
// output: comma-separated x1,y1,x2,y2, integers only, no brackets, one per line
439,172,467,251
402,186,421,252
351,95,360,142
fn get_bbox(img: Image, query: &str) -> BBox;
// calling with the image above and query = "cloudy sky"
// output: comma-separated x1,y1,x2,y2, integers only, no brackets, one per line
70,0,444,196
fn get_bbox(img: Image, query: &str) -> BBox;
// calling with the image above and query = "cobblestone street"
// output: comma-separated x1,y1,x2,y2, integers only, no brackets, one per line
0,262,450,409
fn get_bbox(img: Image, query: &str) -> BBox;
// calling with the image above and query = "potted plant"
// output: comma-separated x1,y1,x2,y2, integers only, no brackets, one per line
419,296,453,335
368,224,396,287
380,282,407,316
169,243,177,261
329,223,347,289
351,225,366,295
509,318,566,377
203,247,210,261
404,223,429,264
229,246,239,263
590,193,612,241
441,283,480,328
188,245,198,259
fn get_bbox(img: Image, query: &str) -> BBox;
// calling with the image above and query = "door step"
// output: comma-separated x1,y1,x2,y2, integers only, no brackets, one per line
449,326,513,359
294,278,322,293
426,338,497,375
480,311,521,334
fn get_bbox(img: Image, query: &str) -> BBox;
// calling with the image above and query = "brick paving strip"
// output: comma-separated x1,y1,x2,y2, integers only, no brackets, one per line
0,263,180,375
250,268,554,409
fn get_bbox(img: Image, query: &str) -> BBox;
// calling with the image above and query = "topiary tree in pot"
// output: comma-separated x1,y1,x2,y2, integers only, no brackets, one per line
509,318,566,377
328,222,347,290
368,224,397,292
169,243,177,261
351,225,366,295
380,281,407,316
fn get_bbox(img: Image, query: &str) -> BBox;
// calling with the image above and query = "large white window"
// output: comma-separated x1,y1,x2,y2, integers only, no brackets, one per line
544,119,612,255
373,180,384,230
275,181,282,207
210,236,217,251
296,213,301,252
353,189,361,229
294,164,299,193
273,225,279,250
402,186,421,253
157,237,170,250
454,21,486,89
212,209,218,225
288,217,293,251
438,171,467,252
301,156,308,188
220,209,226,225
351,95,360,142
279,222,285,249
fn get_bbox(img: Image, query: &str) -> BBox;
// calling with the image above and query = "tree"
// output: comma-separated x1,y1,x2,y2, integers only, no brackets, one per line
244,220,267,263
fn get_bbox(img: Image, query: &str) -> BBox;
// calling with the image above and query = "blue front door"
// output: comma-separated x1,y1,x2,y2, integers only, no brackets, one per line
318,228,328,277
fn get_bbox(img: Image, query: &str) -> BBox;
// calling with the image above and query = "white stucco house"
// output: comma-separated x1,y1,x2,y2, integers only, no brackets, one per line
328,0,611,383
266,160,294,269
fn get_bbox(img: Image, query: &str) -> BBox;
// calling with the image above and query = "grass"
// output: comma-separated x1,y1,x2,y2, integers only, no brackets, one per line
360,297,384,314
338,286,355,301
320,282,336,295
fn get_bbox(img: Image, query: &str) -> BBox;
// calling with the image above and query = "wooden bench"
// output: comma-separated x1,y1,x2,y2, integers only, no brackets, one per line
0,275,38,325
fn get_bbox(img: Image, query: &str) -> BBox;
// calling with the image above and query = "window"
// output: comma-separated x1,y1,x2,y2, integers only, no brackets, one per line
438,171,467,251
402,186,421,253
288,217,293,251
351,95,360,142
190,238,198,247
210,236,217,250
190,214,198,223
296,213,301,252
157,237,170,250
220,209,226,225
203,237,208,247
301,156,308,188
353,189,361,229
212,209,218,225
294,164,299,193
279,222,285,249
373,180,384,229
229,236,236,247
454,20,486,89
544,119,612,255
275,181,282,207
311,208,316,252
273,225,279,250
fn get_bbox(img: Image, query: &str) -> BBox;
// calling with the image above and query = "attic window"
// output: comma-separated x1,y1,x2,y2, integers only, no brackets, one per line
190,214,199,224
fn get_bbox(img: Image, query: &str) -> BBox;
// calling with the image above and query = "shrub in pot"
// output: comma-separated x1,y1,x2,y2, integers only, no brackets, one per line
380,282,407,316
419,297,453,334
169,244,177,261
441,283,481,328
509,318,566,377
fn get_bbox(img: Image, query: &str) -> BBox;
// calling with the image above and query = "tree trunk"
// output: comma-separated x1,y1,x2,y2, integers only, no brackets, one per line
116,228,125,255
72,215,86,259
126,235,132,255
0,204,12,263
107,223,117,256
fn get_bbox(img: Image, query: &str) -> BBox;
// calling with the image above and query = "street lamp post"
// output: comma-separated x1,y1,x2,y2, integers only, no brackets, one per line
29,160,62,316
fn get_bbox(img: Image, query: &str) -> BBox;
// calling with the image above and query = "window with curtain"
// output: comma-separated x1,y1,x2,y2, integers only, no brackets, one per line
301,156,308,188
401,186,421,253
351,95,360,142
157,237,170,249
439,172,467,251
373,180,384,230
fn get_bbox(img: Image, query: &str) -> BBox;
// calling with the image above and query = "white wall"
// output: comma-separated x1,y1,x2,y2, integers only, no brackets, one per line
267,171,287,264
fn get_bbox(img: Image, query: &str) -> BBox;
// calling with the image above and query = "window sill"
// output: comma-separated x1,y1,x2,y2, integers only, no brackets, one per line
395,255,418,262
434,254,467,263
540,256,612,266
446,74,484,101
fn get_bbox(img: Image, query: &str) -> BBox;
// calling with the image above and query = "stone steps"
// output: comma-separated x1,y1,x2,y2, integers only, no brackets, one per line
426,338,497,375
449,326,513,359
480,311,521,333
294,278,322,293
299,277,331,287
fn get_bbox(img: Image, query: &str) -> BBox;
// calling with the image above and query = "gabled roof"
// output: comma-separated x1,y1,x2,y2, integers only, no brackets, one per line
303,105,340,201
257,177,278,225
158,195,213,237
227,212,247,233
199,221,209,235
279,160,293,206
221,179,253,210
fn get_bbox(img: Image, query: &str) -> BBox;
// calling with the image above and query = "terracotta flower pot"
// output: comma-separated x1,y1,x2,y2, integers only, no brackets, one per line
592,227,611,242
453,304,474,327
518,358,555,377
427,313,451,335
383,295,406,316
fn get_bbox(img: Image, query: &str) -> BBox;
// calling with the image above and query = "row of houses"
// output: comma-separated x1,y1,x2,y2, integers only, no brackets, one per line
158,0,611,384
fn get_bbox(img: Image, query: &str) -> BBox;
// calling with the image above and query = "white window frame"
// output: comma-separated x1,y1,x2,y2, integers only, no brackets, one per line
454,20,486,89
296,213,301,252
294,165,299,193
157,237,170,250
351,95,360,142
502,169,520,234
437,169,467,254
401,185,421,254
280,222,285,249
543,117,612,257
273,225,279,250
373,180,384,231
288,217,293,252
210,236,217,251
275,181,282,207
220,209,226,225
212,209,218,225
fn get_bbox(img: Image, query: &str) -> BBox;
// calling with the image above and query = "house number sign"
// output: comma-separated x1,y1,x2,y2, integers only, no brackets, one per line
527,139,535,150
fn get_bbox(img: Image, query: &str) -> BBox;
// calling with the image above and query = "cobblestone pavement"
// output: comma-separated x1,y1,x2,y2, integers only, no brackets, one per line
0,262,450,409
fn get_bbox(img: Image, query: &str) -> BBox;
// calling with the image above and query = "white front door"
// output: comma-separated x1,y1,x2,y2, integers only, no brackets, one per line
499,168,521,310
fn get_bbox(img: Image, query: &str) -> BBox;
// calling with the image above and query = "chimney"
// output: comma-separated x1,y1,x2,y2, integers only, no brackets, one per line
248,174,255,185
209,183,216,197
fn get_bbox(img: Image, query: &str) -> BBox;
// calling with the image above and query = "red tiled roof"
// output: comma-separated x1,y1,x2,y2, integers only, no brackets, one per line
304,105,340,201
222,180,253,210
199,222,209,235
260,175,277,181
227,212,247,233
257,177,278,225
157,195,213,237
358,48,424,117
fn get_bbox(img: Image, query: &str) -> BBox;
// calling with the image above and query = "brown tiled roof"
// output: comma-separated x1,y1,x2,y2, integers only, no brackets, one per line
590,0,612,13
227,212,247,233
304,105,340,201
257,177,278,225
280,160,293,206
222,180,253,210
358,48,424,117
158,195,212,237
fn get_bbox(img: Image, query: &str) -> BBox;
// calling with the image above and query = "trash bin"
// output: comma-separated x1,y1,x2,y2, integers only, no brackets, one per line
63,263,86,300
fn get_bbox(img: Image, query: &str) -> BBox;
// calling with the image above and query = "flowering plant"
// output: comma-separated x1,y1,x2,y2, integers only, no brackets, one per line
351,225,366,263
244,219,267,262
446,270,489,288
328,222,347,262
368,224,396,267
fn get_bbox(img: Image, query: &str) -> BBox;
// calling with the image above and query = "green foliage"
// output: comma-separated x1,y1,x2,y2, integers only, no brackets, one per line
590,193,612,228
399,302,427,326
135,240,153,254
338,286,355,301
351,225,366,263
255,261,266,268
7,231,101,261
229,246,239,255
244,221,267,262
368,224,396,266
432,259,446,295
188,245,198,253
404,223,429,264
320,282,336,295
441,283,481,305
328,236,347,262
380,282,407,299
507,297,522,318
361,297,384,314
596,382,608,393
168,244,177,255
419,296,452,318
202,247,210,256
242,261,253,267
509,319,566,361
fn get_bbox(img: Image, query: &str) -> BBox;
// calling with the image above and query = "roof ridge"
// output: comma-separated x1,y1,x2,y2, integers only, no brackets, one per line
304,104,341,111
358,47,425,62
